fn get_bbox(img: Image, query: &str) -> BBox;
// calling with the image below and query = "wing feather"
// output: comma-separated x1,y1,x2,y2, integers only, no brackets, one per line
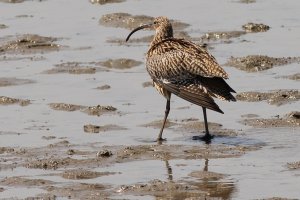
157,80,224,113
147,38,228,79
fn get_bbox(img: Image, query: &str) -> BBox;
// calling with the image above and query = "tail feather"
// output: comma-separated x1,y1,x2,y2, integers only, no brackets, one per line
160,80,224,113
199,76,236,101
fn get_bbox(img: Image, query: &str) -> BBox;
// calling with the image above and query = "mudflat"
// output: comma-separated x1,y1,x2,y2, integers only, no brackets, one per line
0,0,299,199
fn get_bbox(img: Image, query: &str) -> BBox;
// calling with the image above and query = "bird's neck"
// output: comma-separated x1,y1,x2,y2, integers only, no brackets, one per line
150,26,173,47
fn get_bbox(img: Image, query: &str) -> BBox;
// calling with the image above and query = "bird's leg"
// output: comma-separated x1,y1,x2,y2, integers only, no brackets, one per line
157,99,170,141
201,107,214,142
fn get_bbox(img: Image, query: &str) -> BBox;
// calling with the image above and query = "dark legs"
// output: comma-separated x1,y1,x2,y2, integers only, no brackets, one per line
192,107,214,143
157,99,170,141
156,100,213,143
201,107,214,142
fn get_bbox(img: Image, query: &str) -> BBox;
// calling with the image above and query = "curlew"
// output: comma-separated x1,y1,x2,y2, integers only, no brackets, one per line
126,16,236,142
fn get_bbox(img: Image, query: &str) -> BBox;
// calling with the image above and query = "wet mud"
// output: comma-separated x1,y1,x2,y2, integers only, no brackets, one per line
176,119,239,137
0,24,8,29
286,161,300,170
95,84,111,90
0,0,25,3
1,177,54,187
49,103,117,116
142,81,153,88
226,55,300,72
0,34,62,55
61,169,116,180
1,1,300,199
101,13,191,45
48,103,85,112
117,178,225,199
98,58,142,69
84,124,126,133
0,77,35,87
2,142,260,172
279,73,300,81
201,31,246,43
236,89,299,106
100,13,189,31
242,22,270,32
237,0,256,3
43,62,100,74
0,138,260,198
43,183,110,200
82,105,117,116
200,22,269,43
108,31,193,44
90,0,125,5
44,58,140,74
0,96,30,106
123,177,234,199
241,111,300,128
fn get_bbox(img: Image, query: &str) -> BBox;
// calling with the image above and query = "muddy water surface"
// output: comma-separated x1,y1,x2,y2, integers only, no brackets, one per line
0,0,300,199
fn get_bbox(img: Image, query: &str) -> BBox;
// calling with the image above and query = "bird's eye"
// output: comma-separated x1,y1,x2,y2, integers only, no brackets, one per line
154,21,157,24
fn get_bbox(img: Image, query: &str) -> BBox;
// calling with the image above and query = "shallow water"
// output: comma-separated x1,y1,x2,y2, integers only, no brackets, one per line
0,0,300,199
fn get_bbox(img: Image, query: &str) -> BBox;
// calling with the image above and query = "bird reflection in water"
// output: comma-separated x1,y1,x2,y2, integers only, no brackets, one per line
162,157,235,199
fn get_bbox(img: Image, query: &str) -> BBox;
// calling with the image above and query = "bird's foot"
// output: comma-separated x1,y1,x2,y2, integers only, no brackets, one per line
156,137,167,144
192,134,214,144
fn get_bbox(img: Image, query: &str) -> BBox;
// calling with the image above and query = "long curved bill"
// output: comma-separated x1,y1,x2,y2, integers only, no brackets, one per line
125,23,153,42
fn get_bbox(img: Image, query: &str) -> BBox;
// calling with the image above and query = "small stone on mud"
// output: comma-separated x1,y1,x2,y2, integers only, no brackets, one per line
41,135,56,140
142,81,153,88
241,114,260,118
85,124,126,132
84,124,101,133
83,105,117,116
67,149,75,155
286,161,300,170
96,84,111,90
0,24,8,29
226,55,300,72
97,150,113,157
98,58,142,69
242,22,270,32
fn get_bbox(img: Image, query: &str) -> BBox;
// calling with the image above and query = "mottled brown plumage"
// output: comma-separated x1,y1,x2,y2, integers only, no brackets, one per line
126,16,236,142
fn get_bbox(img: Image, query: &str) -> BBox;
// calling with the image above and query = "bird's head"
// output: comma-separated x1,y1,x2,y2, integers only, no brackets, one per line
126,16,173,42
